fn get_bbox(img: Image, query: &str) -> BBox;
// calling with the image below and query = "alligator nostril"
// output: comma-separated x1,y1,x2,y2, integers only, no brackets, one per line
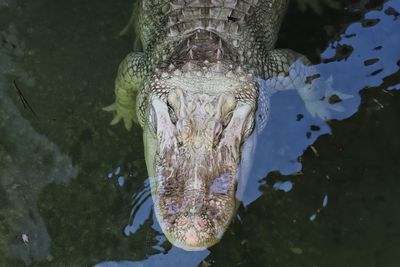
177,216,190,227
195,216,207,228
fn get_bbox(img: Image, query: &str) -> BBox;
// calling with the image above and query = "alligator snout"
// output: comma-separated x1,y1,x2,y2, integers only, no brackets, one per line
144,67,258,250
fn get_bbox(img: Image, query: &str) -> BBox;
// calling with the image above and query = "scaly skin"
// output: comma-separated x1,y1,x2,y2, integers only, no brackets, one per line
104,0,350,250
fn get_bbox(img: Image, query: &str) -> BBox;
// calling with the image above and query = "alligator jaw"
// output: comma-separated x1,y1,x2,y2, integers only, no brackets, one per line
144,67,258,250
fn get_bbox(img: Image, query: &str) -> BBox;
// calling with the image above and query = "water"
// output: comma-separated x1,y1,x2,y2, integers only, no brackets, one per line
0,0,399,266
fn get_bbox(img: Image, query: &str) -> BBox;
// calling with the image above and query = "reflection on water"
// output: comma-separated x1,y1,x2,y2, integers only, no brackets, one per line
0,0,399,266
244,0,400,205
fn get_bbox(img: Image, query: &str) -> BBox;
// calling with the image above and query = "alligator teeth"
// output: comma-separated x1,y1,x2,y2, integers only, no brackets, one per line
216,21,225,32
216,48,224,60
189,49,195,59
212,61,226,73
169,2,181,10
168,16,175,26
182,62,199,72
173,69,182,76
230,23,239,34
235,66,244,73
216,39,224,59
226,71,234,78
169,27,178,37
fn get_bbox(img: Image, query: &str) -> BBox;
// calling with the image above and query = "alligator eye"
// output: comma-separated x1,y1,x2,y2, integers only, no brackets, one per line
243,114,255,139
223,111,233,127
168,104,177,124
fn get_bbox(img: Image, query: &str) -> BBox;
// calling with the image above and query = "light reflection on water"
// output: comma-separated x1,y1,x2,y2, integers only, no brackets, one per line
247,0,400,204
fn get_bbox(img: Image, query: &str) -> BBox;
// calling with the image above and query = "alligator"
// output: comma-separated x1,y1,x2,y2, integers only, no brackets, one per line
104,0,346,250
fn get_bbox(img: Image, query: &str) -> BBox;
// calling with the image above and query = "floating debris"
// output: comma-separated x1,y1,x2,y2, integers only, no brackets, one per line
12,80,38,118
310,145,320,157
115,166,121,175
236,214,242,223
323,195,329,208
296,114,304,121
372,98,384,109
21,233,29,245
382,89,394,96
118,176,125,187
309,213,317,221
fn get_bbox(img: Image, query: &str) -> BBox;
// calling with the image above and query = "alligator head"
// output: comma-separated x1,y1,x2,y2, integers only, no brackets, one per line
143,61,258,250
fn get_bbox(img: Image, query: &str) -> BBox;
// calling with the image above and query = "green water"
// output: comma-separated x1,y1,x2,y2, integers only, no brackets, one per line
0,0,399,266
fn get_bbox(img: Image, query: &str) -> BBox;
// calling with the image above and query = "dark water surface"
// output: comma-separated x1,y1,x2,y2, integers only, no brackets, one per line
0,0,399,266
